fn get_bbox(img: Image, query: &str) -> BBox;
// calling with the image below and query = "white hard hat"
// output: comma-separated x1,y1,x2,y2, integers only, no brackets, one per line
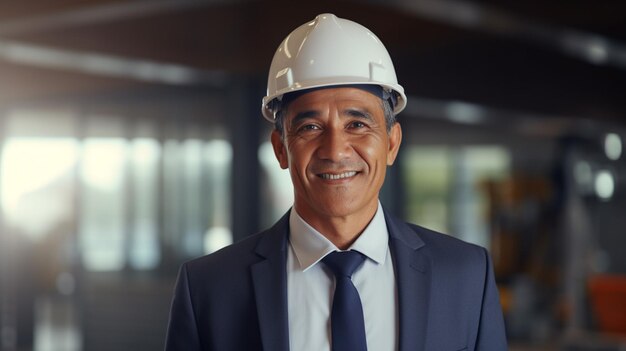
261,13,407,122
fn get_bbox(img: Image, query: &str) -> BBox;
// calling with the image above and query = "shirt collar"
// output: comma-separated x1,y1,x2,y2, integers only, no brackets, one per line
289,201,389,272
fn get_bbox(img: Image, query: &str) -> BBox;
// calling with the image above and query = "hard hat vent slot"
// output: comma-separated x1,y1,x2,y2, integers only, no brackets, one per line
275,68,293,92
369,62,386,82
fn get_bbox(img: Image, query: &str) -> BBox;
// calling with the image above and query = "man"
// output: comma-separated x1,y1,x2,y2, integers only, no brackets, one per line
165,13,507,351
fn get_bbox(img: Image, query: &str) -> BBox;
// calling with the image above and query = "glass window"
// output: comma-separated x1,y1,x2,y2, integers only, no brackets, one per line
1,108,79,242
258,141,293,228
128,138,160,270
403,146,452,234
79,138,128,271
162,139,184,254
203,140,233,254
162,138,234,258
449,146,510,247
181,139,205,258
402,145,510,247
1,107,234,271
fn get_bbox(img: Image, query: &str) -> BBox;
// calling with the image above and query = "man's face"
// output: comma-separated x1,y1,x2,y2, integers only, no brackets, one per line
271,87,402,223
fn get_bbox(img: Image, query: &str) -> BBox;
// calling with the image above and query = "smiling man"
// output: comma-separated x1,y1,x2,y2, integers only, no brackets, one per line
165,14,507,351
272,87,402,250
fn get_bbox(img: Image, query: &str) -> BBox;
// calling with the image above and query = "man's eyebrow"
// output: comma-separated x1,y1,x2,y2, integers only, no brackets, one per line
344,108,374,121
289,110,320,128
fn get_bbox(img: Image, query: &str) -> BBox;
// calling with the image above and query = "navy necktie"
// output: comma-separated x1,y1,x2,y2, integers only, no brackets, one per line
323,250,367,351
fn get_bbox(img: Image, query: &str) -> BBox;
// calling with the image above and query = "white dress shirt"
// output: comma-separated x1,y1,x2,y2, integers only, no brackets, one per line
287,202,398,351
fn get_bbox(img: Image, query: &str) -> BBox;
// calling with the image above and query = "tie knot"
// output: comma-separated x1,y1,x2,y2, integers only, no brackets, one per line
323,251,366,278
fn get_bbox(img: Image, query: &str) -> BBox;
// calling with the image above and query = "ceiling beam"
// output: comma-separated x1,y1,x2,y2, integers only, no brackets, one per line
387,0,626,70
0,0,229,36
0,38,228,86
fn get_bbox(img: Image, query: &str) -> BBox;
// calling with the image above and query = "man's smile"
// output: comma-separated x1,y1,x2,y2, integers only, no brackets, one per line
318,171,358,180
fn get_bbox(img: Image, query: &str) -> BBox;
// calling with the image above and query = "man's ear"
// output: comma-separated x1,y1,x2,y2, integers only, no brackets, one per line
271,130,289,169
386,122,402,166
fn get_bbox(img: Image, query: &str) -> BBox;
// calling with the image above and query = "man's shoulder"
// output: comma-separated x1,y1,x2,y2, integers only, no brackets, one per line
401,220,488,262
183,215,289,277
409,222,481,247
185,230,269,272
394,221,492,282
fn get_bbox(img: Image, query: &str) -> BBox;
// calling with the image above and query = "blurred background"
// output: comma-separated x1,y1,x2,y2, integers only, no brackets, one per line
0,0,625,350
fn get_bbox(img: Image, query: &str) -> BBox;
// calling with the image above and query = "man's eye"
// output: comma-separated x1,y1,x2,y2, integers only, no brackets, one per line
299,124,320,132
349,121,366,129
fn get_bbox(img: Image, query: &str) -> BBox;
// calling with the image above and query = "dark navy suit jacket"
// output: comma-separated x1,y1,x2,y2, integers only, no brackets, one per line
165,210,508,350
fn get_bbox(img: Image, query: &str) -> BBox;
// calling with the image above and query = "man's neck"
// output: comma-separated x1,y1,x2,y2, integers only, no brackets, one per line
294,201,379,250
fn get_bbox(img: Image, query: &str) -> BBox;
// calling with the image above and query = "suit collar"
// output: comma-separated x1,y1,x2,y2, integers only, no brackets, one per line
289,202,390,270
384,211,431,351
254,211,290,258
385,210,425,251
251,211,290,351
251,209,432,351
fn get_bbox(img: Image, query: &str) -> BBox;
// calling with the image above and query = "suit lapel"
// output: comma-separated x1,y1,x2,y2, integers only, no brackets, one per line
251,212,291,351
385,212,431,351
249,209,431,351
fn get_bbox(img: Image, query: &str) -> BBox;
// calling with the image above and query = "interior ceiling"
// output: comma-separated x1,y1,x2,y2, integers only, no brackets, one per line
0,0,625,126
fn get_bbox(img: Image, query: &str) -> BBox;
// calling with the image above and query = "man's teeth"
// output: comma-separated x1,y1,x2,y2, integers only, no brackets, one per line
320,171,357,180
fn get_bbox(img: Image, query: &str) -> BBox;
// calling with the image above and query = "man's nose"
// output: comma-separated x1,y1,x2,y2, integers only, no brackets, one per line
316,128,352,161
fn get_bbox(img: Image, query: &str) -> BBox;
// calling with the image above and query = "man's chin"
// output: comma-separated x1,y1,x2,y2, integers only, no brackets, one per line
313,198,368,218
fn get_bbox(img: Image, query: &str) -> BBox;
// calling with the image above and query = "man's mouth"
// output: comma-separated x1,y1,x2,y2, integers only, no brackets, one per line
318,171,358,180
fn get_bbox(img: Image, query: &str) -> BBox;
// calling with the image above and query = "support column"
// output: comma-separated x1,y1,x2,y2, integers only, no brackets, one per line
229,77,263,243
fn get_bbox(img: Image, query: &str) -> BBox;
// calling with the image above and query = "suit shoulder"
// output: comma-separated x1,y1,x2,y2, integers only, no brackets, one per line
406,222,487,262
183,212,289,279
183,229,269,276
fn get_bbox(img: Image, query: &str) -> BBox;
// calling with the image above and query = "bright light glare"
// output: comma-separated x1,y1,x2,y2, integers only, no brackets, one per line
1,138,77,211
132,138,160,164
205,139,232,166
81,138,126,190
594,170,614,200
1,138,78,239
80,138,127,271
604,133,622,160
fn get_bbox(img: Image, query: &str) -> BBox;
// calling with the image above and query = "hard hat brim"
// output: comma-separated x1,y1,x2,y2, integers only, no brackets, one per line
261,80,407,122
